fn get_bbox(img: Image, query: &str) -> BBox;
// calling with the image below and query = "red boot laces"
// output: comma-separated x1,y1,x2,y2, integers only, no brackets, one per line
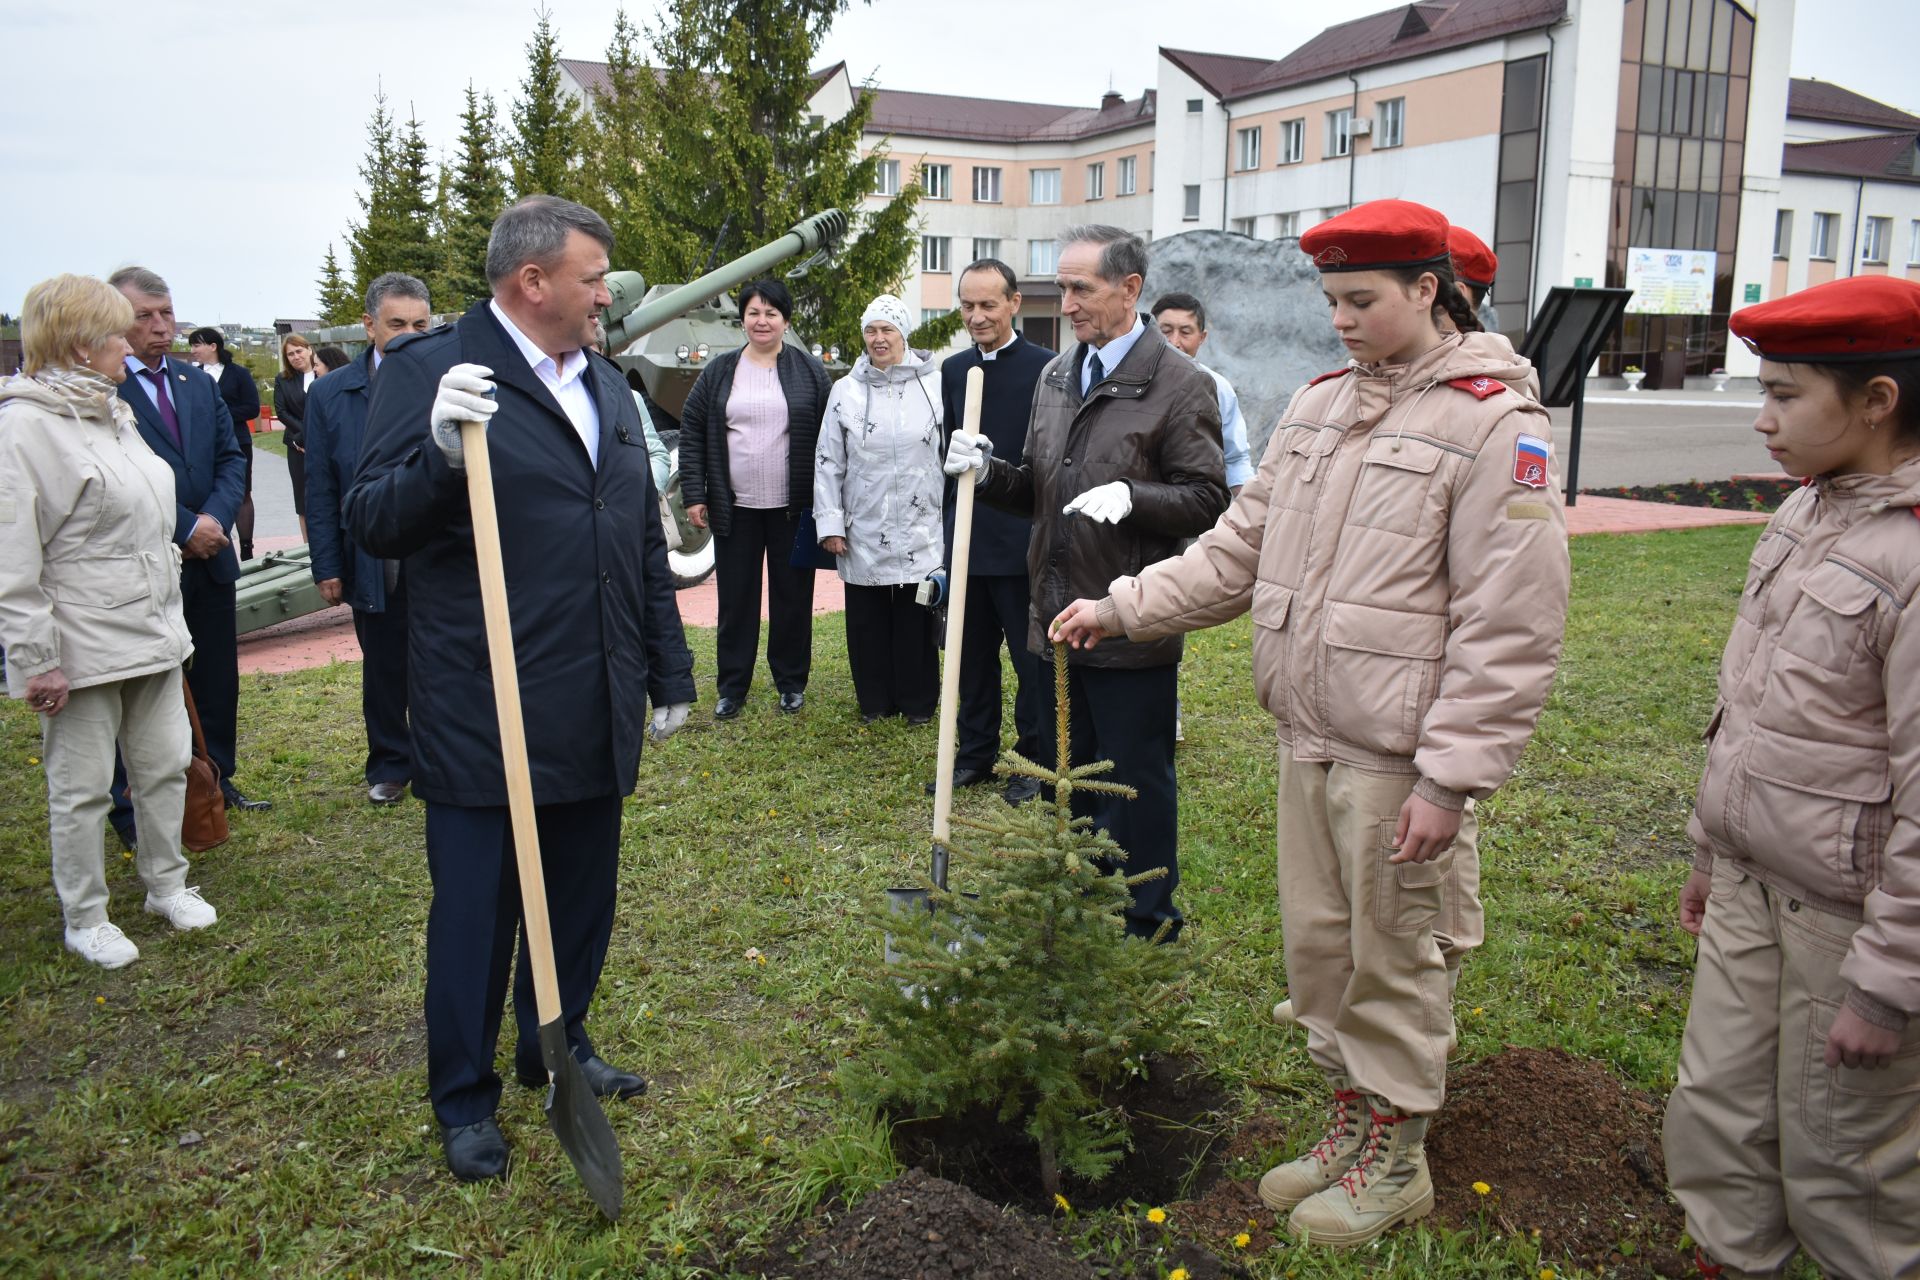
1307,1089,1364,1169
1695,1249,1725,1278
1336,1107,1411,1195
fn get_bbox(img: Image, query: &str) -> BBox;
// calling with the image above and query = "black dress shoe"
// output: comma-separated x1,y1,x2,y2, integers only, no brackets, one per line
368,781,407,805
905,713,933,726
714,696,744,720
924,765,994,796
222,786,272,812
441,1118,509,1182
778,691,805,713
516,1053,648,1099
1004,775,1043,806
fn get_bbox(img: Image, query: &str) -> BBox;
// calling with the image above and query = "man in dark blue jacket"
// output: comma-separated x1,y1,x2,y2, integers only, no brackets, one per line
109,266,267,818
345,196,695,1184
306,272,433,804
935,259,1052,805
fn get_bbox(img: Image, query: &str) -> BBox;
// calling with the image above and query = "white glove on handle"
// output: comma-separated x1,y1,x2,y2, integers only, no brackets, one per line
430,364,498,470
942,430,993,482
1063,480,1132,524
650,702,691,741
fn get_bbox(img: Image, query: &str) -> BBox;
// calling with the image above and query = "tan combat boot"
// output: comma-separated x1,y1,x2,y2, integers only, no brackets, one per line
1287,1100,1434,1247
1257,1084,1365,1212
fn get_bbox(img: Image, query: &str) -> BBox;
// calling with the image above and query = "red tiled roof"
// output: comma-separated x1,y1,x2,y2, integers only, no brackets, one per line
1782,132,1920,184
1788,79,1920,131
1169,0,1566,105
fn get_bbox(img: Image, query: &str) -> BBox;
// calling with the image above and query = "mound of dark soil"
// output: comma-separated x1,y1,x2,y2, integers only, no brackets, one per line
889,1055,1233,1213
766,1167,1098,1280
1427,1047,1689,1277
1585,476,1795,512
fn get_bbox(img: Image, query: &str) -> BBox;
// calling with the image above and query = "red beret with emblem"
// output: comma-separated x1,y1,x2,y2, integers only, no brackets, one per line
1731,276,1920,363
1299,199,1450,273
1448,227,1497,289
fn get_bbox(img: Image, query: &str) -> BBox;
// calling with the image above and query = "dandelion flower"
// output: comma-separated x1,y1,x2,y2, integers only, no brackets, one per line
744,947,766,965
1146,1207,1167,1225
1540,1271,1556,1280
1054,1193,1071,1212
1471,1006,1485,1016
95,996,105,1005
1472,1181,1492,1195
1169,1270,1188,1280
1233,1232,1251,1248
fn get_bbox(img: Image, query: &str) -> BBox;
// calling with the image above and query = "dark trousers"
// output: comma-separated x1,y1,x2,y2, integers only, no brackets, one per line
843,583,938,719
713,506,814,701
351,573,411,786
955,573,1043,773
423,794,622,1127
1040,661,1181,939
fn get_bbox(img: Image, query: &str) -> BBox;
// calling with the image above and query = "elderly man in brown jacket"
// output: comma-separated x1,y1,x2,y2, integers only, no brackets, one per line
945,224,1229,941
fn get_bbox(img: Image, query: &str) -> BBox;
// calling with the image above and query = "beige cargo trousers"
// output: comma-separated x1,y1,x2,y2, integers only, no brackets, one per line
1664,860,1920,1280
1276,751,1480,1115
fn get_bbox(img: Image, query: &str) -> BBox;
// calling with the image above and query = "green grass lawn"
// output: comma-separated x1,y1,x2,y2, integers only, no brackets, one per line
249,429,287,459
0,526,1778,1278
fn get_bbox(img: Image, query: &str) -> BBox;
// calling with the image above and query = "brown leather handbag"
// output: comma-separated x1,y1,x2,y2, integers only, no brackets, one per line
180,679,229,852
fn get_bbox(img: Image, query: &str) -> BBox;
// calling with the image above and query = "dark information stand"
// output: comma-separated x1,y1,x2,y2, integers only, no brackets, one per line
1517,286,1634,507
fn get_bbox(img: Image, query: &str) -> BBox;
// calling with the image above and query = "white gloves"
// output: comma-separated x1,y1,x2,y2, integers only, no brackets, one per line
650,702,691,741
942,430,993,482
1063,480,1132,524
430,364,497,470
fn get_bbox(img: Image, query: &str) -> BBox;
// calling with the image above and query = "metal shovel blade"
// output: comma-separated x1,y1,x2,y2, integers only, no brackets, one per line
538,1019,624,1221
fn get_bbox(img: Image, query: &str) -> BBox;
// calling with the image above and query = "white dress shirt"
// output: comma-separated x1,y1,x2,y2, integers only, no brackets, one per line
1080,315,1145,395
489,300,600,467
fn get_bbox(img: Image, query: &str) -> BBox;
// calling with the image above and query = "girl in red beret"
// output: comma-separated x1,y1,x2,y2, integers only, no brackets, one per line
1665,274,1920,1280
1051,199,1570,1247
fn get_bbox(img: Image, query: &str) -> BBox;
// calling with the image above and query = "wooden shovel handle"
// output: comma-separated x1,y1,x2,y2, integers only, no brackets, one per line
461,418,564,1025
932,367,984,846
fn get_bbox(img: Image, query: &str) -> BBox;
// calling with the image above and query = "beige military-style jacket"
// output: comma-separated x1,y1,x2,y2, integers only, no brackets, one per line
1690,461,1920,1030
1102,331,1570,810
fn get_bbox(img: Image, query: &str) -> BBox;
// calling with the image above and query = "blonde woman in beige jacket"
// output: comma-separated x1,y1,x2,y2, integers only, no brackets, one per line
0,275,217,971
1052,201,1570,1248
1662,276,1920,1280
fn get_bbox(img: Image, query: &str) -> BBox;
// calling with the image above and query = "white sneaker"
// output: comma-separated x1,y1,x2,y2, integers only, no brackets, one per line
145,886,218,931
66,922,140,969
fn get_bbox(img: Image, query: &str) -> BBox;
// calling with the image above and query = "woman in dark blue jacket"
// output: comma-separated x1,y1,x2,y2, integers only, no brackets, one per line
187,327,261,559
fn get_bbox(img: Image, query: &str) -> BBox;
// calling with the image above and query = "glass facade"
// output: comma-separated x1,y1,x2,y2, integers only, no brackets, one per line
1606,0,1754,378
1491,56,1547,337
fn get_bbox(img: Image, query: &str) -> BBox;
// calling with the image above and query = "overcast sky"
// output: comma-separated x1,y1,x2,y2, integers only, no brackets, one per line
2,0,1910,324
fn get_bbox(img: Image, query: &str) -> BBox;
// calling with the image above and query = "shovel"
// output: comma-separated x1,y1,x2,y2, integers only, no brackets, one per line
886,367,984,961
460,415,624,1221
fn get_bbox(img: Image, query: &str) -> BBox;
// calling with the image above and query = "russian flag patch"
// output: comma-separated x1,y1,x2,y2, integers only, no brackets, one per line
1513,434,1551,489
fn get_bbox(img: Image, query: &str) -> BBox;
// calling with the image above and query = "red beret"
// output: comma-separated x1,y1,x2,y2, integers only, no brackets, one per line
1448,226,1497,288
1299,200,1450,273
1730,276,1920,363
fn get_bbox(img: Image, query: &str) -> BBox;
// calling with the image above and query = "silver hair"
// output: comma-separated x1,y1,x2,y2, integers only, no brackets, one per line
1057,224,1148,286
485,195,614,285
365,272,431,318
107,265,170,298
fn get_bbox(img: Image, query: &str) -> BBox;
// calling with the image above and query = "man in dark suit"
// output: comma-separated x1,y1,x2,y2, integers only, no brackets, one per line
109,267,269,821
306,273,433,805
933,259,1052,805
345,196,695,1183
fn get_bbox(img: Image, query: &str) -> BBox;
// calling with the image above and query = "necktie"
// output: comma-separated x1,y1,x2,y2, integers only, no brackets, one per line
139,368,183,450
1088,351,1105,391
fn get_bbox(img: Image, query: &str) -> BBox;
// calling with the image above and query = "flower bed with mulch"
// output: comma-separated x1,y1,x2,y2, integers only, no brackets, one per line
1583,475,1798,512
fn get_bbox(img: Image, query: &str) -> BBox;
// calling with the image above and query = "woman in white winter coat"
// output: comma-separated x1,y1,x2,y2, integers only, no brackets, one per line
814,295,944,722
0,275,220,970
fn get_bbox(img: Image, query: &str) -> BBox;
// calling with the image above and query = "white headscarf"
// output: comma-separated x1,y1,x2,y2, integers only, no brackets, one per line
860,294,913,338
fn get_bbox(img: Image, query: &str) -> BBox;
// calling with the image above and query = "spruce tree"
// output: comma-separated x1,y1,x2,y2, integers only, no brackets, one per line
344,91,437,302
843,644,1200,1197
315,244,357,325
509,5,584,200
442,84,509,312
580,10,651,270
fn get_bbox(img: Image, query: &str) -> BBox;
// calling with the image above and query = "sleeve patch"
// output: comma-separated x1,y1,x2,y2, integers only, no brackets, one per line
1506,501,1552,521
1512,434,1551,489
1448,376,1507,400
1308,367,1353,387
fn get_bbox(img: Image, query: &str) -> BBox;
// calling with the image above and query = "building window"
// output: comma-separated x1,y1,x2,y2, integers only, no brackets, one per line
1028,240,1059,277
1117,155,1137,195
971,237,1001,264
1326,108,1353,158
1375,98,1405,149
1772,209,1793,259
1030,168,1061,205
920,308,951,326
1322,205,1348,222
1276,211,1300,238
1910,219,1920,265
873,159,900,197
1491,54,1547,338
972,166,1002,203
922,163,951,200
1086,162,1105,201
1810,212,1838,260
1186,98,1203,113
1231,217,1257,236
1862,216,1891,264
1235,126,1262,171
1279,118,1305,164
921,236,951,273
1182,185,1201,221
